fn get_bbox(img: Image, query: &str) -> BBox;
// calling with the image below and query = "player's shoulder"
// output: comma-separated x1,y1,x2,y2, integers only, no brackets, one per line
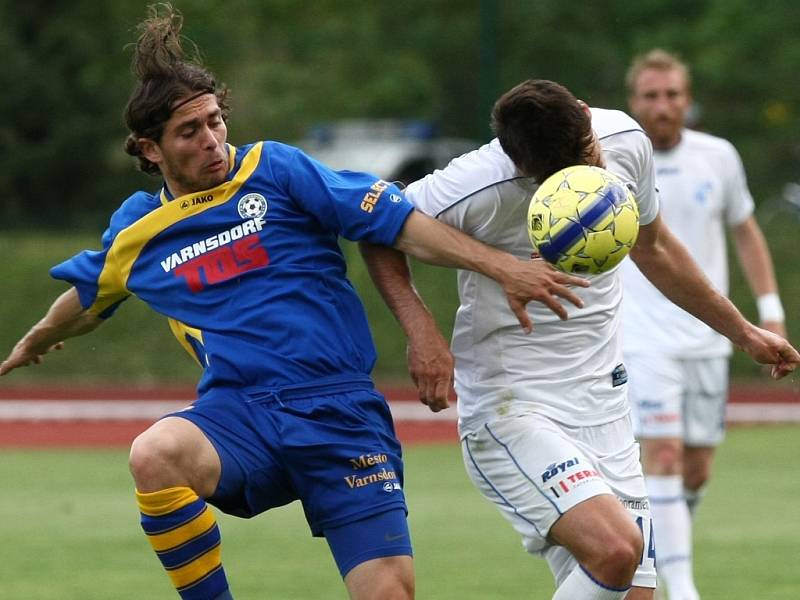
590,108,644,140
405,138,522,214
681,128,738,156
95,190,160,247
413,138,518,190
112,191,160,228
244,140,299,165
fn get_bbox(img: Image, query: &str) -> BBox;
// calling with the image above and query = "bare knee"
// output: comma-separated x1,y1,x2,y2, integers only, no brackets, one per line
550,496,643,588
362,576,414,600
129,417,219,495
583,528,643,587
344,556,414,600
641,438,682,475
129,427,186,490
684,468,709,491
683,447,715,490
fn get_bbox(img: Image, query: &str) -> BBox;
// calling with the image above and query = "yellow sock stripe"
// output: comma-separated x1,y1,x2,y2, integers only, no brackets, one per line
146,506,216,553
136,487,199,517
168,544,223,590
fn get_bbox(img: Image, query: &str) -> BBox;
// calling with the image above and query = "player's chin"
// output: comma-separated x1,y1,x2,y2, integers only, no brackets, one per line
197,169,227,190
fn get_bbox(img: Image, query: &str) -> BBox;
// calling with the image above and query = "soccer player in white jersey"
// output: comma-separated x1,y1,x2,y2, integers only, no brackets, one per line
621,49,788,600
360,79,798,600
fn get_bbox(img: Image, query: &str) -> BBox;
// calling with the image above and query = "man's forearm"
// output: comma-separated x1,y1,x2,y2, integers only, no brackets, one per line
17,288,101,353
733,218,785,327
359,241,439,335
631,225,751,347
393,211,511,282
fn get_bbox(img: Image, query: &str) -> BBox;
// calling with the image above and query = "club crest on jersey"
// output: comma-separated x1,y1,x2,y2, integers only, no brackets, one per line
238,193,268,219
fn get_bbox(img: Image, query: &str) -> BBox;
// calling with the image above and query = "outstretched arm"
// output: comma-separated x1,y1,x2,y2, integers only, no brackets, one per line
393,210,589,334
360,242,454,412
732,215,786,337
0,288,103,376
630,214,798,379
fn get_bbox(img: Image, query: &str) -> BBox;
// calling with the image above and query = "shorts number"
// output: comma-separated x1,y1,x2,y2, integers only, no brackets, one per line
635,516,657,565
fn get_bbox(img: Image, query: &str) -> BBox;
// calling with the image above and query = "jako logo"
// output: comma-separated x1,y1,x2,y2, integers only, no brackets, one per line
180,194,214,210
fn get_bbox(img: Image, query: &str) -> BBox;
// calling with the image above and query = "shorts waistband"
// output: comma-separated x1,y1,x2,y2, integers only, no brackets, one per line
243,376,375,404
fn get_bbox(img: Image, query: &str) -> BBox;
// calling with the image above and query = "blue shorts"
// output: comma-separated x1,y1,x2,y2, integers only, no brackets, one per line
166,383,408,539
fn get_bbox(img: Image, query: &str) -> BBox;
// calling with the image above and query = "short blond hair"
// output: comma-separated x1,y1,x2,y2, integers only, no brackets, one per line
625,49,691,95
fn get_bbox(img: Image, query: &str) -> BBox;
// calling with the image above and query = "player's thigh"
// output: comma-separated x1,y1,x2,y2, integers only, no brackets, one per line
160,388,296,517
325,507,412,580
461,413,613,554
556,415,656,590
549,494,640,559
279,390,407,536
335,509,414,599
549,416,648,556
464,414,656,589
683,357,728,447
625,353,684,440
592,416,657,589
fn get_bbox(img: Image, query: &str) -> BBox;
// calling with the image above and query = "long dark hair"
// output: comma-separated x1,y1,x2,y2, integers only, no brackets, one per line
123,3,230,174
491,80,594,183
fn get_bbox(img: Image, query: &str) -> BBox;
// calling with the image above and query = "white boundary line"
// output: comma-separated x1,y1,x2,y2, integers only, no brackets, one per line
0,399,798,423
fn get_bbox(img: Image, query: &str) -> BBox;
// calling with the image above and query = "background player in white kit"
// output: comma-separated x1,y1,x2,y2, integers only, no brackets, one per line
621,49,787,600
361,79,798,600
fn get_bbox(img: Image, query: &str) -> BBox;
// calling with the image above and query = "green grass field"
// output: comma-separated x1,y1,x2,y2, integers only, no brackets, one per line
1,425,798,599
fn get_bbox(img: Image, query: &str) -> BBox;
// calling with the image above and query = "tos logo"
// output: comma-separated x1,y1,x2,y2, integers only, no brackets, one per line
161,217,269,292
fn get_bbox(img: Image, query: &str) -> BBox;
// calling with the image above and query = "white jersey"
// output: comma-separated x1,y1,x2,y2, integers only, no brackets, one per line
621,128,754,359
405,108,659,433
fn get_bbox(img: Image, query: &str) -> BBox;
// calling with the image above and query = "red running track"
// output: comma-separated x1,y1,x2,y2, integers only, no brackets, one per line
0,383,796,448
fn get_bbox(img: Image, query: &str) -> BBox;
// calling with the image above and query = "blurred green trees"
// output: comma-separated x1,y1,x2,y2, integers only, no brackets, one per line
1,0,798,229
0,1,798,385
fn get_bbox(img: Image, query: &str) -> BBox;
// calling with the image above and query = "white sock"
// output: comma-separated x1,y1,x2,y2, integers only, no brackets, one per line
552,565,628,600
646,475,699,600
684,485,706,519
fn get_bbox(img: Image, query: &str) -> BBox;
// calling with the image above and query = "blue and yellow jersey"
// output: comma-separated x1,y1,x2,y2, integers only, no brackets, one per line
51,141,414,393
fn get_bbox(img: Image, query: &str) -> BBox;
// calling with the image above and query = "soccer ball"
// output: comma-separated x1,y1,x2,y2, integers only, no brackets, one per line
527,165,639,274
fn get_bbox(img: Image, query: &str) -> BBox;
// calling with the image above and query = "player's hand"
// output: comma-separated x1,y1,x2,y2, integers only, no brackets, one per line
755,321,788,377
0,340,65,376
500,257,590,333
407,328,454,413
737,324,799,380
760,320,787,339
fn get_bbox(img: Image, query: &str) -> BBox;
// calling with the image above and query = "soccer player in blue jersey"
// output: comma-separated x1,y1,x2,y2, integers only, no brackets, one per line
0,6,590,600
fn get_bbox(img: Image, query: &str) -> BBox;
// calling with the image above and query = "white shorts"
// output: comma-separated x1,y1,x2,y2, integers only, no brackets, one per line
461,412,656,588
627,354,728,446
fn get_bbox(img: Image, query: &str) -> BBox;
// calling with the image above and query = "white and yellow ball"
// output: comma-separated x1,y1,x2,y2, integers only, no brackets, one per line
527,165,639,274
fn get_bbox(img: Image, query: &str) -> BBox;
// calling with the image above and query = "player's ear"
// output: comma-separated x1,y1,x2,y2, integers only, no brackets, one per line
577,100,592,117
138,138,163,165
